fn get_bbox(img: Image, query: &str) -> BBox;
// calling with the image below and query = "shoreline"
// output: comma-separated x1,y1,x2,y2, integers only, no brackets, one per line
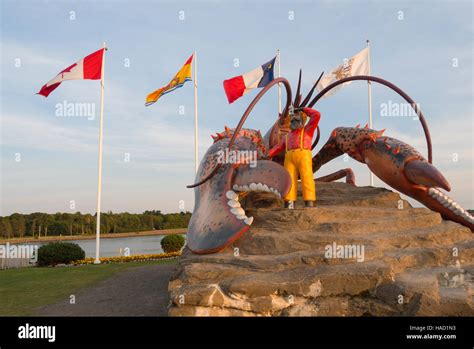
0,228,187,244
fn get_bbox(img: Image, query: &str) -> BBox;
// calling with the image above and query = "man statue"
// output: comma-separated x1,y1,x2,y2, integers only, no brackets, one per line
267,107,321,209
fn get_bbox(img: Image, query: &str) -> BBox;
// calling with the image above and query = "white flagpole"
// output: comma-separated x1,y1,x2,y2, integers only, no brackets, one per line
277,49,282,114
193,51,199,174
367,40,374,186
94,42,106,264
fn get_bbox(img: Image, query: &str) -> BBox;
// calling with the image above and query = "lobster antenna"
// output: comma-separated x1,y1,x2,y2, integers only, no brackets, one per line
311,125,321,150
187,78,293,188
301,71,324,108
307,75,433,163
294,69,302,107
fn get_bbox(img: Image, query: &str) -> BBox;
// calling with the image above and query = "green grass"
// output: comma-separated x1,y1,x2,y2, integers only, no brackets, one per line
0,259,177,316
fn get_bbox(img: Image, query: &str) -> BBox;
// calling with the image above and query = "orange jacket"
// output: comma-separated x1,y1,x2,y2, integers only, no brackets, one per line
268,107,321,157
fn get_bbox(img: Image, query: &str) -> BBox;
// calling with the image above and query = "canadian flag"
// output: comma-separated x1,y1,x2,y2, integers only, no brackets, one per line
37,48,105,97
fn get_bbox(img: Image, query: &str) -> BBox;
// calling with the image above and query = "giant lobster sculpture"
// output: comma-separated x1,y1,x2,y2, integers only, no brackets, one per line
186,72,474,254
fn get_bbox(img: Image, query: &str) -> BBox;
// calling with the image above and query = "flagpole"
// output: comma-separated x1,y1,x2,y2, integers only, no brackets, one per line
193,51,199,174
94,42,106,264
367,39,374,186
277,49,282,114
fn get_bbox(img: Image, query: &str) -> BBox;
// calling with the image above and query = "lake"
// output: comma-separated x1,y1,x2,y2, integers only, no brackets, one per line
16,235,185,258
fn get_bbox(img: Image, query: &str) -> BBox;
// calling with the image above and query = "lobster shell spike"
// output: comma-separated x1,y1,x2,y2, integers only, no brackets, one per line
393,144,401,154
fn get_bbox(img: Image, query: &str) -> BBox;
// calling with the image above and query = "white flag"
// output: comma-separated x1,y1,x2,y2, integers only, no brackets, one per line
316,47,369,97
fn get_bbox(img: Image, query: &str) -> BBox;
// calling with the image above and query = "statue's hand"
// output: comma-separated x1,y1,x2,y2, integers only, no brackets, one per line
261,150,270,160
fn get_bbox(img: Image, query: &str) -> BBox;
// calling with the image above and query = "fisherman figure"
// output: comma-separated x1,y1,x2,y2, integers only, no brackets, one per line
268,107,321,209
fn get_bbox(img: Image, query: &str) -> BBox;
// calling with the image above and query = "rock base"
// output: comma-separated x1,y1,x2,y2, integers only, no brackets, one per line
169,182,474,316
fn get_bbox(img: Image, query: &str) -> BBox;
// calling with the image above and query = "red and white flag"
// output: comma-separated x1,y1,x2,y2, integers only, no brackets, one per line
37,48,105,97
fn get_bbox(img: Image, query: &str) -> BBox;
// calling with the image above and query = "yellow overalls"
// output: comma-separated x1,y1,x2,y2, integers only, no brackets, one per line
284,126,316,202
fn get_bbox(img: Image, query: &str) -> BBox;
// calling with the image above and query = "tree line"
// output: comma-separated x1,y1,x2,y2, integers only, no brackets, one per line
0,210,191,239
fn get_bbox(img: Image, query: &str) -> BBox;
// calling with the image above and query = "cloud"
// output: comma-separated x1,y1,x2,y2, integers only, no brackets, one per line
1,113,97,153
1,1,472,216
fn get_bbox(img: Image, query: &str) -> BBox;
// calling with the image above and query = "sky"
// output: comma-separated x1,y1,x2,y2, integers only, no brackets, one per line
0,0,472,215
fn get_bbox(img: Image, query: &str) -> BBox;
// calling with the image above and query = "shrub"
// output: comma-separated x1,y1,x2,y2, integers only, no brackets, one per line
37,242,85,266
73,251,182,265
160,234,185,253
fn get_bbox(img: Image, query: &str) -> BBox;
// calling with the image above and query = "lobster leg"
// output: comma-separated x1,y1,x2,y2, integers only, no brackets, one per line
316,168,355,185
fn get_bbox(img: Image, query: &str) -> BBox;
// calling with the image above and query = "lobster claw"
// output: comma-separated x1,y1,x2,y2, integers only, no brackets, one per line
405,160,451,191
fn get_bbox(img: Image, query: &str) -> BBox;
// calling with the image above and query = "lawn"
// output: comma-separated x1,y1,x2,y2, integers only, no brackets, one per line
0,259,177,316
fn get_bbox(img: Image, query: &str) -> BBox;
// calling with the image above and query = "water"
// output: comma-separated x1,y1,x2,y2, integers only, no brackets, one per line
16,235,185,258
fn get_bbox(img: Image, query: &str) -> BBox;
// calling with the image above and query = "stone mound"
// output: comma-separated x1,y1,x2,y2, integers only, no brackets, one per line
168,181,474,316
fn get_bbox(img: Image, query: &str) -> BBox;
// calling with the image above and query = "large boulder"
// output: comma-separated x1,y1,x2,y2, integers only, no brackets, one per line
169,181,474,316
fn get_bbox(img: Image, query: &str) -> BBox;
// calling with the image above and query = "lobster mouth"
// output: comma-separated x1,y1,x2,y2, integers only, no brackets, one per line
186,160,291,254
227,160,293,215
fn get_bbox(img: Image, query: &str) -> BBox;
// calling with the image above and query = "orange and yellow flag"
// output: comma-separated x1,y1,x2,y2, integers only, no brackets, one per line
145,54,193,106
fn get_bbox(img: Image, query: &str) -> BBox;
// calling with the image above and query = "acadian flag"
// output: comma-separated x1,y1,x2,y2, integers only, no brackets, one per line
316,47,369,97
37,48,105,97
145,54,193,106
223,56,276,104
